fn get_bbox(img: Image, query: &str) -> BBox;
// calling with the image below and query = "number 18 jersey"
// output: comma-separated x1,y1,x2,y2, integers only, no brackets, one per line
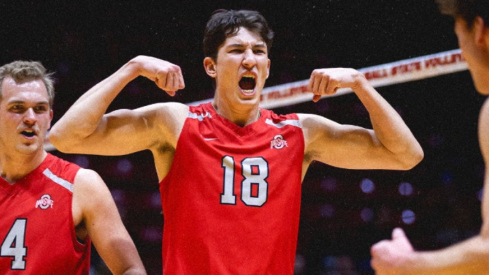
160,102,304,274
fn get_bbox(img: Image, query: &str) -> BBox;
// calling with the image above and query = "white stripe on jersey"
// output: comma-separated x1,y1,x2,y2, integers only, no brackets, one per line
265,118,302,129
43,168,74,193
188,111,212,121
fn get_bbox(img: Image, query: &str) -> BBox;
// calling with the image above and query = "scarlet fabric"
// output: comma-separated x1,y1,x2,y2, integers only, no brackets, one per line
0,153,91,274
160,102,304,274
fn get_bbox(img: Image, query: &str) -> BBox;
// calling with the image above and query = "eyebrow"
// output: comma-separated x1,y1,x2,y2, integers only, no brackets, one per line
8,100,49,105
227,43,267,48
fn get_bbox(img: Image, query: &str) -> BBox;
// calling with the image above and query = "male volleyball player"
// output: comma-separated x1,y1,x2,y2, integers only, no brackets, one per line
50,9,423,274
0,61,146,274
371,0,489,274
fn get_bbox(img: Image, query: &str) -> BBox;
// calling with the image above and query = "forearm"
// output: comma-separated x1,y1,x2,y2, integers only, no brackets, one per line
50,59,139,150
405,235,489,274
104,236,147,275
353,75,423,168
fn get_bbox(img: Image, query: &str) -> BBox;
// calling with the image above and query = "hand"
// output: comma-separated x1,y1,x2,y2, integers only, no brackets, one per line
370,228,415,275
131,55,185,96
307,68,364,102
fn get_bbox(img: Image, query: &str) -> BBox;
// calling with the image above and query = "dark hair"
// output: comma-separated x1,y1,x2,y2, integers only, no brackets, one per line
0,61,55,107
203,9,274,61
436,0,489,28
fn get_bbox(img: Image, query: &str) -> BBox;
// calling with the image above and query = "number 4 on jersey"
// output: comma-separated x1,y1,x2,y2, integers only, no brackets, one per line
1,219,27,270
220,156,269,207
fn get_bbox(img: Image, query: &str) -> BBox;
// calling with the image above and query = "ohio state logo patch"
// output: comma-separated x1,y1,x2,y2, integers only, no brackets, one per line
270,134,288,149
35,194,54,210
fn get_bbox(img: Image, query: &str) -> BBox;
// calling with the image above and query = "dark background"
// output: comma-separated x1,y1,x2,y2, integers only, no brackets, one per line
2,1,486,274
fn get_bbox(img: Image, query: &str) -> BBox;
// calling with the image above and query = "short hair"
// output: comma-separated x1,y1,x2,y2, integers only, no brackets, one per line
0,61,55,107
203,9,274,61
436,0,489,28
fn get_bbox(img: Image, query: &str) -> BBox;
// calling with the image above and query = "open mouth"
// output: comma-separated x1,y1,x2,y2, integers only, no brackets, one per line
21,130,36,138
239,75,256,95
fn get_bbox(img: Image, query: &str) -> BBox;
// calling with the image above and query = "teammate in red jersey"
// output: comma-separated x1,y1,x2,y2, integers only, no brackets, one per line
371,0,489,274
50,9,423,274
0,61,146,274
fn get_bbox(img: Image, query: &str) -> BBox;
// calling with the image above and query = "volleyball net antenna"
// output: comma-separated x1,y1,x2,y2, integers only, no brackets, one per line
44,49,467,151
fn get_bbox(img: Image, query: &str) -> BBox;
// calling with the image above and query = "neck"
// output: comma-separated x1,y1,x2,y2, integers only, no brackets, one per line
212,100,260,127
0,150,47,184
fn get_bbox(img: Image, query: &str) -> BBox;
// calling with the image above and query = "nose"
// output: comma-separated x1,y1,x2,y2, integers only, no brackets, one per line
23,108,37,126
242,49,256,69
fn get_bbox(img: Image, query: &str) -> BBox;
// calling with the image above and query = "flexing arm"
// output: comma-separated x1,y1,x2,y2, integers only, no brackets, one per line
73,169,146,275
370,99,489,274
49,56,186,155
301,68,423,170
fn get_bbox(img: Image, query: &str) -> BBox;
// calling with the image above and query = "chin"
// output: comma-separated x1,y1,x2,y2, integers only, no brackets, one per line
17,144,41,155
237,95,260,104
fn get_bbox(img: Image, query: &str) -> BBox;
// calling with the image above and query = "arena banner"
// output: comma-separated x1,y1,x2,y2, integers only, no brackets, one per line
187,49,467,109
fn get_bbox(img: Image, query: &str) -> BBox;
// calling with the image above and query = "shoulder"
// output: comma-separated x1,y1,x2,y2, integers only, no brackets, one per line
131,102,188,121
132,102,189,142
72,169,114,214
150,102,188,126
73,169,106,195
71,168,108,226
297,113,341,132
296,113,354,154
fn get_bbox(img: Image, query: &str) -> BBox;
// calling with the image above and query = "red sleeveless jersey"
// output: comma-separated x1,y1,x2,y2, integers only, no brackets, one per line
160,102,304,274
0,153,91,274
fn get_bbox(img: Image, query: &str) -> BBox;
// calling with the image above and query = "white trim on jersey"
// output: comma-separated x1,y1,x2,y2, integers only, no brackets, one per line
265,118,302,129
188,111,213,121
42,168,74,193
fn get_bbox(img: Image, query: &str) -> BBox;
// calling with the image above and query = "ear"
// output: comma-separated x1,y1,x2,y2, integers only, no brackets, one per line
204,57,217,78
473,16,488,46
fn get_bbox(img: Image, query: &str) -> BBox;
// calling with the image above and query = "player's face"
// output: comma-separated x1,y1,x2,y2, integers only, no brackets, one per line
210,27,270,106
454,17,489,95
0,77,53,155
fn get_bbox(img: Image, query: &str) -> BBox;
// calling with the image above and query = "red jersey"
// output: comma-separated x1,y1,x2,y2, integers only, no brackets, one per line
160,102,304,274
0,153,91,274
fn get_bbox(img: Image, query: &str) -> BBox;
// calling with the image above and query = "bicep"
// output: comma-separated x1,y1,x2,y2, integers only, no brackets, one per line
300,113,402,169
74,170,129,244
74,170,143,274
68,103,187,155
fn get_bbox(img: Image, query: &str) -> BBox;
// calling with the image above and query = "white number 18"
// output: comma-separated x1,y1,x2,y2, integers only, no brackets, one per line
220,156,269,207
